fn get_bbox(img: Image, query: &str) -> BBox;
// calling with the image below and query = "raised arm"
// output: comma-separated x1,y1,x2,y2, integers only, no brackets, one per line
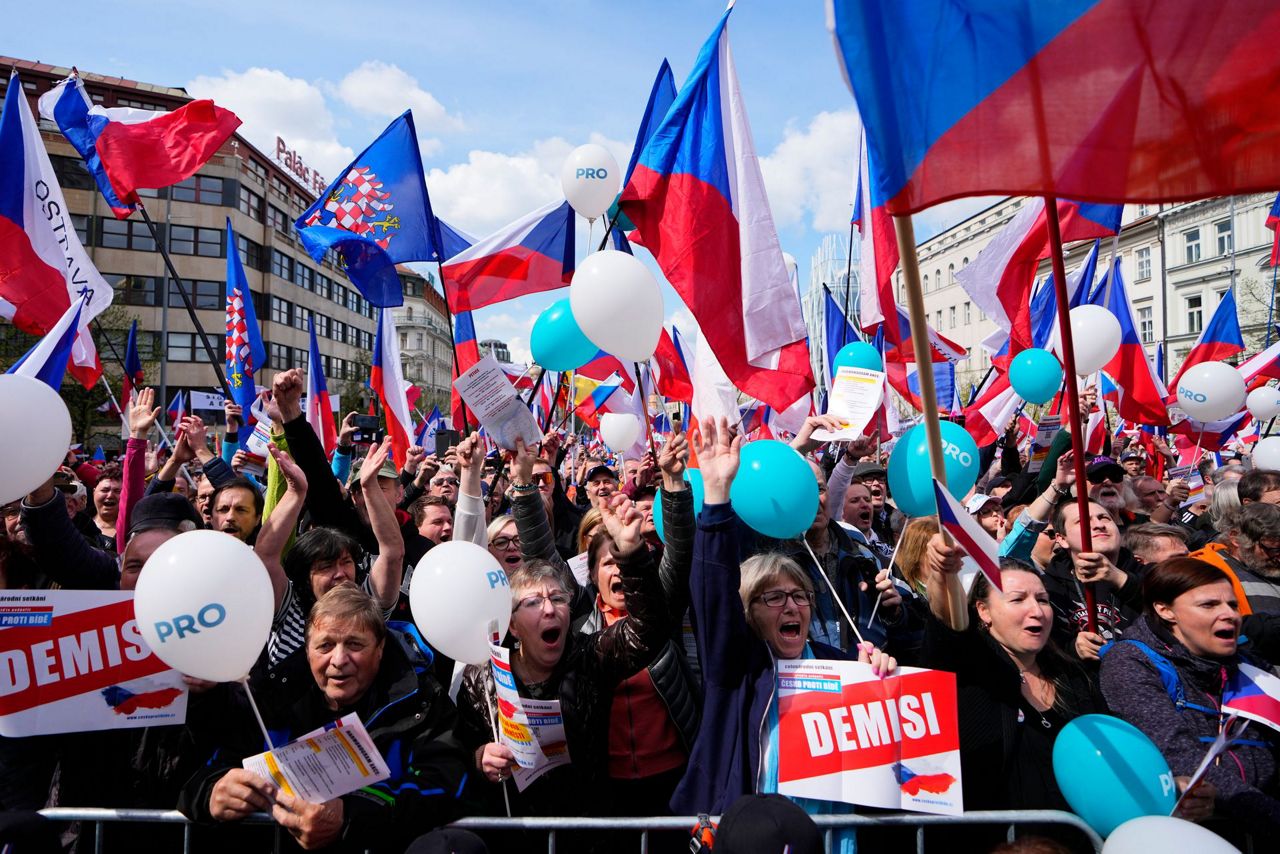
655,430,694,619
358,437,405,609
254,444,306,611
1000,450,1074,562
452,433,490,547
511,437,569,572
593,493,670,683
117,387,160,554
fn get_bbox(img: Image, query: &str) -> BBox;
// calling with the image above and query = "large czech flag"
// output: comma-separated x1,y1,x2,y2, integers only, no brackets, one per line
371,308,413,469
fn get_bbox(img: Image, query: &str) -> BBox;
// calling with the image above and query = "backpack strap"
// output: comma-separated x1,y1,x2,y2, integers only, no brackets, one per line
1099,638,1219,713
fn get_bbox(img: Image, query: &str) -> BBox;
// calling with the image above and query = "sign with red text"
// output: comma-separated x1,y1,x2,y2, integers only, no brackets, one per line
777,660,961,815
0,590,187,736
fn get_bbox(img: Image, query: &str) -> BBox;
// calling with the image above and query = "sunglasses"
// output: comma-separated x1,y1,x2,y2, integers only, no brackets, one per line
432,477,460,487
1087,471,1124,485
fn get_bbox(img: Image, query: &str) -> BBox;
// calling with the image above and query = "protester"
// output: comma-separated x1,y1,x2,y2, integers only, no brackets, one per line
88,461,123,551
892,517,940,598
581,463,619,511
413,495,454,545
1099,557,1280,839
965,492,1008,539
485,515,523,575
1124,523,1191,567
209,475,263,543
1239,469,1280,506
429,465,460,503
1227,503,1280,615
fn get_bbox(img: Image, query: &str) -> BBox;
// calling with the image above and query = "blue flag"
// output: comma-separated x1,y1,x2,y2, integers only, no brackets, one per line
92,445,105,462
609,59,678,235
296,111,441,307
225,218,266,414
5,296,86,390
823,287,858,387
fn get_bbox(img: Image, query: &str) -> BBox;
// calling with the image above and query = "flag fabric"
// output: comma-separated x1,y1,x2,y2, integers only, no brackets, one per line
1171,289,1246,389
573,372,624,428
852,132,899,334
1223,662,1280,734
414,405,445,447
297,112,440,308
92,445,106,463
120,318,144,412
371,308,413,469
4,294,88,389
933,479,1002,592
532,369,560,429
306,316,338,458
224,219,266,415
167,391,185,426
450,309,480,432
1156,343,1167,385
1091,259,1171,425
1238,339,1280,386
578,349,637,394
38,74,241,217
1169,411,1252,452
823,287,860,390
1,72,111,389
651,327,694,403
962,372,1023,446
441,200,575,313
624,59,678,185
830,0,1280,214
1265,193,1280,267
620,7,814,410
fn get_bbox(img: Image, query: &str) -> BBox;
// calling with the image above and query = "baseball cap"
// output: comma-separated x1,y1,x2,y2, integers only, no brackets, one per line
714,794,822,854
851,461,887,479
348,456,399,486
126,493,202,540
1120,449,1144,462
986,475,1010,491
585,464,618,483
964,493,1000,516
1086,456,1126,484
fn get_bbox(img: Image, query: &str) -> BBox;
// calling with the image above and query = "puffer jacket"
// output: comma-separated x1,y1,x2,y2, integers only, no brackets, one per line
1100,613,1280,835
453,542,669,816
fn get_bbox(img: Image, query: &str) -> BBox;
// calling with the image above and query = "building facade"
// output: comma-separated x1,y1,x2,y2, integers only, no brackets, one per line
478,339,510,363
394,269,454,413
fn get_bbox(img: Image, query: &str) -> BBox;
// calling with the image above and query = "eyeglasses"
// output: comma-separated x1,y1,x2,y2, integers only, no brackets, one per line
753,589,816,609
1258,539,1280,558
514,592,571,612
432,477,459,487
1041,528,1057,539
531,472,554,487
490,535,521,550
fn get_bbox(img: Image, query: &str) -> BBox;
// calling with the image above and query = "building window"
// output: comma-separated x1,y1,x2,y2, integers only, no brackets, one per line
922,274,929,292
270,175,291,197
935,310,942,328
1215,219,1233,256
170,225,224,257
245,158,268,183
238,186,263,221
963,301,971,325
294,305,311,332
415,333,424,349
949,306,956,328
48,155,96,191
1136,246,1151,281
169,279,222,310
348,291,360,313
1186,294,1203,334
400,332,408,349
294,264,314,291
236,234,264,271
266,204,290,236
170,175,224,205
271,249,293,281
107,274,161,306
270,296,292,326
1184,228,1201,264
331,320,346,342
269,342,290,370
316,275,331,300
315,314,330,338
948,263,955,286
1137,203,1150,217
100,218,156,251
117,96,167,111
166,332,215,363
1137,305,1154,343
71,214,91,245
295,346,309,371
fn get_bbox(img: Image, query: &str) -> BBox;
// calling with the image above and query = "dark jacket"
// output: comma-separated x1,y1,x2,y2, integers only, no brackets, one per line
670,503,850,815
1043,547,1145,647
20,490,119,589
1100,613,1280,834
453,542,669,816
181,637,468,853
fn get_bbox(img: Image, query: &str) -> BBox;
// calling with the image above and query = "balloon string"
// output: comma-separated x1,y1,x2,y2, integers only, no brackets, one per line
483,674,513,817
241,676,276,750
801,538,866,648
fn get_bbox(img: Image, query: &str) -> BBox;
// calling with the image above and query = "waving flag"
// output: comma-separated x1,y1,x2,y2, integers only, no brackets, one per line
1087,259,1169,425
989,239,1101,360
1239,339,1280,386
823,288,860,390
415,405,445,447
578,349,637,394
621,6,814,410
962,372,1023,446
225,219,266,415
371,308,412,468
38,74,240,217
853,133,899,334
1224,662,1280,734
306,316,337,458
5,295,88,389
451,309,480,432
532,369,560,428
442,200,575,313
624,60,678,185
651,327,694,403
1171,289,1245,388
120,319,144,413
1266,194,1280,267
297,112,440,308
933,479,1001,591
573,373,624,428
1,72,111,389
167,391,186,427
830,1,1280,214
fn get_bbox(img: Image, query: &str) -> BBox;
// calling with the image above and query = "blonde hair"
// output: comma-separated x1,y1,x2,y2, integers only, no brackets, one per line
738,552,813,616
895,518,941,594
306,585,386,645
486,515,517,544
576,508,603,553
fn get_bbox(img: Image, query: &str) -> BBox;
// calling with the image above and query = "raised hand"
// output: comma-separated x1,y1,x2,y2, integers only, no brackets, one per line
658,431,689,490
128,387,160,440
359,437,393,491
338,412,359,449
181,415,210,460
455,433,484,496
1054,449,1077,490
694,417,741,504
223,400,243,432
404,444,426,477
271,369,305,422
600,492,644,556
511,436,537,485
791,414,843,455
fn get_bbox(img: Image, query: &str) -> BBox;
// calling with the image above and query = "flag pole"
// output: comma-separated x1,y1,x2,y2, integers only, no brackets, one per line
436,261,474,436
1044,199,1099,634
1266,262,1278,349
135,204,232,400
891,214,966,628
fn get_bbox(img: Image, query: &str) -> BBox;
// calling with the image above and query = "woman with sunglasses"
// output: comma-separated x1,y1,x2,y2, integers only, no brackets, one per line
453,494,670,835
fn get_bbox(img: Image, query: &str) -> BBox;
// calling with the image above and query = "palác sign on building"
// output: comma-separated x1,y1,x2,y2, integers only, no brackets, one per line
275,137,328,196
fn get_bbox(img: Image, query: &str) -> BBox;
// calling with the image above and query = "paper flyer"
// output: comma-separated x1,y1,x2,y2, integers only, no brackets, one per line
243,712,389,803
1026,415,1061,474
489,642,572,791
453,354,543,450
811,367,885,442
511,698,570,791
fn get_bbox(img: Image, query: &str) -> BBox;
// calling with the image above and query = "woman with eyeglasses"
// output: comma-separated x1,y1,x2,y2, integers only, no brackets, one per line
671,419,895,854
453,494,670,836
485,516,523,575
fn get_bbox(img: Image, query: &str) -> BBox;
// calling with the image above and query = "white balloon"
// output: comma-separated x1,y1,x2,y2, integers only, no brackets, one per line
0,374,72,505
1175,361,1247,422
1247,386,1280,421
133,530,275,682
600,412,642,452
569,249,663,362
1254,436,1280,472
559,143,619,220
1103,815,1239,854
409,540,512,666
1069,305,1122,375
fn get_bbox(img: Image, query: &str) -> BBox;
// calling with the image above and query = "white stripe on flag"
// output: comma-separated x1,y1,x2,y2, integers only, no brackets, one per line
933,479,1003,592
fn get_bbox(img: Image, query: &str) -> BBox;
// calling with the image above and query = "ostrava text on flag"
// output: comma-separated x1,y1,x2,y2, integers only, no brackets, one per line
297,112,441,308
0,72,111,389
621,7,814,411
307,316,337,458
830,1,1280,214
225,219,266,415
371,308,414,469
442,200,575,314
38,74,240,218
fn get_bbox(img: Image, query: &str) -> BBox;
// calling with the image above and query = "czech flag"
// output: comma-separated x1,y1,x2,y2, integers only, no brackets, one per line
962,372,1023,447
621,6,814,411
451,309,480,432
852,132,899,335
39,74,240,218
1171,288,1245,389
441,199,575,313
371,308,413,469
1265,193,1280,267
831,0,1280,214
651,327,694,404
1090,259,1170,425
823,287,860,391
167,391,186,427
4,294,88,389
1238,339,1280,386
1,72,110,389
933,478,1002,592
306,316,337,458
415,405,444,447
1224,662,1280,734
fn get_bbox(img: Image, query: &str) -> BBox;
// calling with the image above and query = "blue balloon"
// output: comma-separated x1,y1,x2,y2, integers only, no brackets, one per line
729,440,818,539
530,298,599,371
1052,714,1176,837
653,469,705,541
1008,347,1064,405
886,422,981,517
832,341,883,374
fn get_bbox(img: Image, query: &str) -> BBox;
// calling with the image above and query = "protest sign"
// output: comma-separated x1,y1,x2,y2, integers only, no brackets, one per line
1027,415,1061,474
811,367,884,442
243,712,389,803
777,659,961,815
490,642,571,791
453,354,542,449
0,590,187,736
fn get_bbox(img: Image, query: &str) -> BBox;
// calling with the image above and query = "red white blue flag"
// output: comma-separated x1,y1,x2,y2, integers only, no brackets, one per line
1265,193,1280,267
371,308,413,469
1224,662,1280,734
932,479,1002,592
1090,259,1170,425
306,316,337,458
1171,288,1245,389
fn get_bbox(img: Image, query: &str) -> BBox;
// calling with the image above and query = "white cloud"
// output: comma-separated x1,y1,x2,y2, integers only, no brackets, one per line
912,196,1003,242
335,61,462,156
187,67,354,179
759,109,859,234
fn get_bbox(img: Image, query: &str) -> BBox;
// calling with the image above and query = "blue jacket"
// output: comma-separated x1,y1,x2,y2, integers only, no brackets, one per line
670,503,849,814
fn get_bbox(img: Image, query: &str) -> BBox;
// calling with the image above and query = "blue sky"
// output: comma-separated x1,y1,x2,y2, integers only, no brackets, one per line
8,0,986,361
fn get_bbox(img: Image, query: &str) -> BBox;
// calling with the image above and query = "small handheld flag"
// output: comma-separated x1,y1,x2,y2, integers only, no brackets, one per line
1223,662,1280,734
932,479,1002,592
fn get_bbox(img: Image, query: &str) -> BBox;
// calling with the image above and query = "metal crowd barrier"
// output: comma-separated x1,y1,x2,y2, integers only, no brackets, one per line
33,807,1106,853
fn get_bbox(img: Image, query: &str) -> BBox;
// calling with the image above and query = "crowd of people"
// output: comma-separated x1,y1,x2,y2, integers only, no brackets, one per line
3,367,1280,853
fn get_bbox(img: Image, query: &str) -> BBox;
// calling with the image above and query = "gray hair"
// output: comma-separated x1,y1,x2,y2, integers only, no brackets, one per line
1209,480,1241,533
1211,463,1246,486
507,559,569,604
1238,502,1280,550
739,552,813,615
